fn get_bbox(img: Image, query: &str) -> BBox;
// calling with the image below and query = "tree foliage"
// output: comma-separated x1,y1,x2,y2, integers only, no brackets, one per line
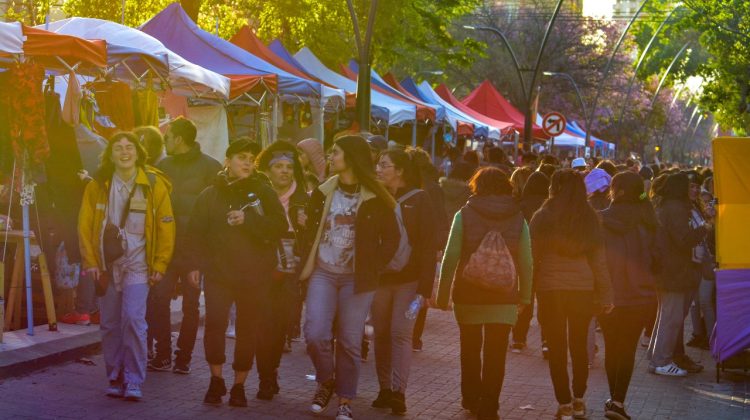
632,0,750,133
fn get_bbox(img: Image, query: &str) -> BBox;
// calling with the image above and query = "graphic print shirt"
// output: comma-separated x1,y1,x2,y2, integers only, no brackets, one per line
317,187,361,274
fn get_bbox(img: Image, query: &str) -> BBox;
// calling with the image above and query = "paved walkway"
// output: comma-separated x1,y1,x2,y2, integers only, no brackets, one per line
0,309,747,419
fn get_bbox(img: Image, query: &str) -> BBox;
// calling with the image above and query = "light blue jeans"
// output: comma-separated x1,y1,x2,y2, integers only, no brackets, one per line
100,282,149,386
304,268,375,399
372,281,418,392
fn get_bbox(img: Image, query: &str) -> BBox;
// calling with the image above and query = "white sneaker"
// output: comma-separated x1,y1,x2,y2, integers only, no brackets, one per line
653,362,687,377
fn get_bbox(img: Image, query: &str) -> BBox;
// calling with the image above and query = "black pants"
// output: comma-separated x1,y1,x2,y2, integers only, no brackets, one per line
512,287,544,344
257,273,299,382
204,280,269,372
145,262,201,364
458,323,511,410
600,304,649,403
538,290,593,404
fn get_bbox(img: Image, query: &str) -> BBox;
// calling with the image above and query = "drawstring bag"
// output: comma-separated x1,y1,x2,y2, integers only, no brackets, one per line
462,230,517,292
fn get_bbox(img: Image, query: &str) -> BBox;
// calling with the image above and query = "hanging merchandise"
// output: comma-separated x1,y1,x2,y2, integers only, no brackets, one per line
283,102,295,125
75,124,107,175
7,61,50,166
89,80,135,138
300,102,313,128
61,71,82,126
133,86,159,127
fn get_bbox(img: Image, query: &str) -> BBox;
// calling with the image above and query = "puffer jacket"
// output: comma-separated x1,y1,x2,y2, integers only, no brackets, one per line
601,202,658,306
530,207,613,306
78,167,175,275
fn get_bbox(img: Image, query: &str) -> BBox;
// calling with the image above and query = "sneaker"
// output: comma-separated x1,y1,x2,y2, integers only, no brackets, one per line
510,342,526,354
572,398,586,418
147,358,172,372
60,312,91,326
372,388,392,408
203,376,227,405
391,391,407,415
105,381,124,398
123,383,142,401
310,380,335,414
640,335,650,348
653,362,687,377
604,399,631,420
229,383,248,407
555,403,574,420
173,361,191,374
674,354,704,373
336,402,354,420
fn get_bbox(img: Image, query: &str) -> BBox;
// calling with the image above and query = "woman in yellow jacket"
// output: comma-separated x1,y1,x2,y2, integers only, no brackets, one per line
78,132,175,401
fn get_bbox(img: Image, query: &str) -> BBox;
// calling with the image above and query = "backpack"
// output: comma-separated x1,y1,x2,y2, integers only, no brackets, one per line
461,222,517,292
384,189,423,273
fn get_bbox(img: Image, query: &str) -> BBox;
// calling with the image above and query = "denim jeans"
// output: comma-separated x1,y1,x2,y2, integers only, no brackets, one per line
304,268,375,399
100,282,149,386
372,281,418,392
698,279,716,339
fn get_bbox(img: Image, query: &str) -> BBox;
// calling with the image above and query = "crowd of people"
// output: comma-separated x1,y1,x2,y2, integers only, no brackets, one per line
59,119,717,420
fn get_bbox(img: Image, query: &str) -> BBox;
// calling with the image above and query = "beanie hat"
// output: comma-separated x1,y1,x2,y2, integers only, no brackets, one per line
296,138,326,181
334,135,375,176
584,168,612,195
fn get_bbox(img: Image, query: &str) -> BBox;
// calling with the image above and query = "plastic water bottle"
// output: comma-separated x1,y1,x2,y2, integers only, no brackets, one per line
405,295,424,320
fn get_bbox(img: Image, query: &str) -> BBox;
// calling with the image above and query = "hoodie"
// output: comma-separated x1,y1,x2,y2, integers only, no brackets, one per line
600,202,658,306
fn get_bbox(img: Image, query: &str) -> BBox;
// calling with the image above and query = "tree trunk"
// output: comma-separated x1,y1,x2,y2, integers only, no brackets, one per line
181,0,201,22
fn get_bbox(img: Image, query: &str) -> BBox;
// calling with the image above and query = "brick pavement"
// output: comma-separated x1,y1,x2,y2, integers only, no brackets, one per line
0,309,747,419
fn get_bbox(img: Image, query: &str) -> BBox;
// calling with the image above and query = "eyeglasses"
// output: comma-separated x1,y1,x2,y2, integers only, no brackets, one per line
376,162,394,169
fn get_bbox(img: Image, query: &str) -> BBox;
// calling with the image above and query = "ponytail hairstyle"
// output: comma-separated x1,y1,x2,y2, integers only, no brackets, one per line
610,171,658,230
334,135,397,209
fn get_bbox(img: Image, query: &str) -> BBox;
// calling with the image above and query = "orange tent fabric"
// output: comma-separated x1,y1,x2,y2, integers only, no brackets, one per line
227,74,275,99
22,25,107,71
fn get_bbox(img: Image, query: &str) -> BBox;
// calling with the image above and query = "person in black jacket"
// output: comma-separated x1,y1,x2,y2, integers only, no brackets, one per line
599,172,658,420
254,140,310,400
146,117,221,374
371,148,437,415
648,172,708,377
511,171,549,354
299,135,400,420
186,140,288,407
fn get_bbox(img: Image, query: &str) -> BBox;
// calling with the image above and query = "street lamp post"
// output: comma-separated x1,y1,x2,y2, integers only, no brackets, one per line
463,0,565,150
347,0,379,133
543,72,588,128
462,25,527,101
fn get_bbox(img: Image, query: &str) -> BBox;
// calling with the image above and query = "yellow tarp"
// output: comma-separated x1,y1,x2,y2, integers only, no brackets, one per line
712,137,750,269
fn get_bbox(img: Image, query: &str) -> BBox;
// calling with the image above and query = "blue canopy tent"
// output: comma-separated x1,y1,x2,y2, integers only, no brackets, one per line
567,121,612,157
292,47,416,128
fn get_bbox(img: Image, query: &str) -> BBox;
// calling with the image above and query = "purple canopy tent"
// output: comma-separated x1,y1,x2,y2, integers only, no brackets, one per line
711,269,750,363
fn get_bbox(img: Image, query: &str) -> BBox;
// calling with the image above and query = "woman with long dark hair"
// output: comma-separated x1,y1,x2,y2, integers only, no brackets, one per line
370,148,437,415
299,135,400,420
78,132,175,400
599,172,658,420
530,169,613,420
436,167,533,420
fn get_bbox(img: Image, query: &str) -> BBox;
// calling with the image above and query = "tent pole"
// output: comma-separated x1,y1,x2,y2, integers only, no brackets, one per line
411,120,417,148
385,124,389,141
271,95,279,143
317,104,325,146
20,170,33,336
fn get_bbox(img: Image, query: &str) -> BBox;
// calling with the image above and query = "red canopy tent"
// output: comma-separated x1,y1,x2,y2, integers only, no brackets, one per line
230,26,354,107
434,84,514,135
461,80,547,140
21,25,107,73
382,73,474,137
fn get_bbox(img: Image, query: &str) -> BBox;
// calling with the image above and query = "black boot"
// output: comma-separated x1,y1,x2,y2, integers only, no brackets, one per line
229,383,248,407
391,391,407,415
372,389,393,408
203,376,227,405
477,396,499,420
256,379,278,401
